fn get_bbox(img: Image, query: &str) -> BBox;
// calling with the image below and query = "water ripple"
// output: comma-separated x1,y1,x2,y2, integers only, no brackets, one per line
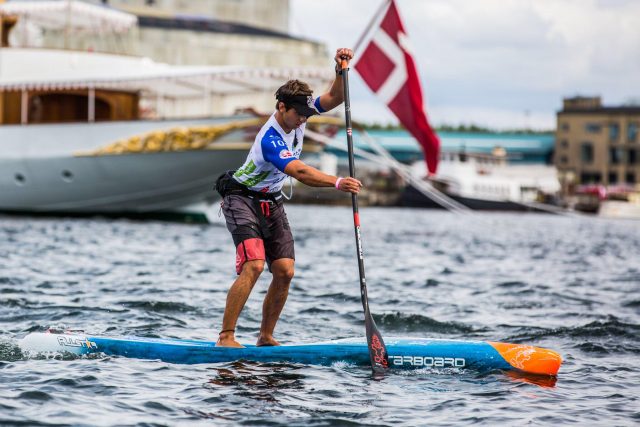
0,208,638,425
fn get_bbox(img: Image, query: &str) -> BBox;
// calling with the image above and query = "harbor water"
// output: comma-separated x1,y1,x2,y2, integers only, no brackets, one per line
0,205,638,426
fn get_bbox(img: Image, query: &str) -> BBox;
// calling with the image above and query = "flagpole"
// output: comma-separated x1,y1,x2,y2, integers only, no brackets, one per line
353,0,392,55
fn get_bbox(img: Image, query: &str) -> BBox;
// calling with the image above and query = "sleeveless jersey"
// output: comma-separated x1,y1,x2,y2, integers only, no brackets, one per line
233,97,325,193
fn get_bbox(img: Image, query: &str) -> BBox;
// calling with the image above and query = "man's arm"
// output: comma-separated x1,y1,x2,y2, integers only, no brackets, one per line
317,48,354,112
284,159,361,193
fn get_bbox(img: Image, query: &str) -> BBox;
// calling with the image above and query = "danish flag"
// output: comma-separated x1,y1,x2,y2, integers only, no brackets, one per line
354,0,440,174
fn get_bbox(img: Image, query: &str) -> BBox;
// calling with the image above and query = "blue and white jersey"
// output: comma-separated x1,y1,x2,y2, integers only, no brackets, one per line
233,99,325,193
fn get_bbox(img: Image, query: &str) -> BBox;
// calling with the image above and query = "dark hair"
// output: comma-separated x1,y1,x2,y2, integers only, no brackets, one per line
275,80,313,109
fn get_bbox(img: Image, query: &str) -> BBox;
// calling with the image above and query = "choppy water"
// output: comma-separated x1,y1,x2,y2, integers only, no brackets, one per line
1,206,638,426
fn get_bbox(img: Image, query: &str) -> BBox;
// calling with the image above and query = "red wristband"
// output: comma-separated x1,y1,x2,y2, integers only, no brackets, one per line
335,177,343,190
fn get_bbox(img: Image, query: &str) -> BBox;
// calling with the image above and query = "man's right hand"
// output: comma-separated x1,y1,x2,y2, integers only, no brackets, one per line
337,177,362,194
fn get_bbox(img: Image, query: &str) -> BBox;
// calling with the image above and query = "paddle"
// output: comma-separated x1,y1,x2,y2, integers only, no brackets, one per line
340,57,389,374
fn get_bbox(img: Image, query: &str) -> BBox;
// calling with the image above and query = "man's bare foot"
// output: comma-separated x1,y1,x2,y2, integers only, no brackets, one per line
216,332,244,348
256,335,280,346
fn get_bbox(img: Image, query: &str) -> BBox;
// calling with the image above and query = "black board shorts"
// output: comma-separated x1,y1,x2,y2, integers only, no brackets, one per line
221,194,295,274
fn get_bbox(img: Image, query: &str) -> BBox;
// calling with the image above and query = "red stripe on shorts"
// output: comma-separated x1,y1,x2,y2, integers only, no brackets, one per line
236,238,265,274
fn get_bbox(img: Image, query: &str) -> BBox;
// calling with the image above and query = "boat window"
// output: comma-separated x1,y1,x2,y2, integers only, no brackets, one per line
28,93,113,123
62,170,74,182
0,89,139,124
1,91,22,124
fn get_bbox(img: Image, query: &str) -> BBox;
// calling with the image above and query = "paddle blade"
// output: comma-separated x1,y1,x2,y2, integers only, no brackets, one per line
365,313,389,373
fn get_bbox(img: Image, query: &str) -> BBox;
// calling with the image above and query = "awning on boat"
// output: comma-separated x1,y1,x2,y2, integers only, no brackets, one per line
0,0,137,33
0,48,334,99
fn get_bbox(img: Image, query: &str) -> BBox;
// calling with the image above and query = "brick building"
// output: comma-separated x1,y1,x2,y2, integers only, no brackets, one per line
555,96,640,191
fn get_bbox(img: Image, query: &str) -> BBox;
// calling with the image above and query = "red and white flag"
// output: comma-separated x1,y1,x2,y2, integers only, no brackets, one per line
353,0,440,174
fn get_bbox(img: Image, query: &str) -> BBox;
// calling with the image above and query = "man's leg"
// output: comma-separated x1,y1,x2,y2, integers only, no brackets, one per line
257,258,294,346
217,259,265,347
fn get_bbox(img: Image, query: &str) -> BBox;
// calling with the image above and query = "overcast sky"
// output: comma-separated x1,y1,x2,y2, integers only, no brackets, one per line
290,0,640,130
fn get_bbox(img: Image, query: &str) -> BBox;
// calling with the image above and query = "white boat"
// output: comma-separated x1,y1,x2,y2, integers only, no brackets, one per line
0,109,255,215
0,2,332,221
404,149,561,211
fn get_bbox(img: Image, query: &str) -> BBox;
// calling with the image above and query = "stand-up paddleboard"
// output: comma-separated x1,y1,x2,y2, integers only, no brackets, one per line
19,331,561,376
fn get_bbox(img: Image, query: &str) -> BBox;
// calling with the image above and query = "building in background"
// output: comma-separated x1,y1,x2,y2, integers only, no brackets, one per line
555,96,640,217
555,96,639,190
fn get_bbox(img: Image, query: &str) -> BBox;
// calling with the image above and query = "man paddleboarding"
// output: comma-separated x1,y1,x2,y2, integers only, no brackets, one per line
215,48,360,347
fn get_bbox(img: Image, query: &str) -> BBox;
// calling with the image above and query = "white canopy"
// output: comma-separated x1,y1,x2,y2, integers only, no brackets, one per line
0,0,137,33
0,48,334,99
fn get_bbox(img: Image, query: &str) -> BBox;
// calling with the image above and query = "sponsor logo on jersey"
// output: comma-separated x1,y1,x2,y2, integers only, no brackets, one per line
279,149,294,159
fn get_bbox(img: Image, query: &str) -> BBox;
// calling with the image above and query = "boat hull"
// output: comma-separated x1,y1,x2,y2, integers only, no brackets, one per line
401,184,542,211
0,118,251,215
0,151,245,213
20,332,562,376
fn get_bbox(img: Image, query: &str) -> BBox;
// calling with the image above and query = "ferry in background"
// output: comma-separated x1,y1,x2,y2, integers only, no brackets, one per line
322,130,561,211
0,1,333,222
404,146,560,211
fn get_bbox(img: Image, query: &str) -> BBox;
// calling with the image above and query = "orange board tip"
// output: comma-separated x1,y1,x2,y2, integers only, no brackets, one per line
489,342,562,376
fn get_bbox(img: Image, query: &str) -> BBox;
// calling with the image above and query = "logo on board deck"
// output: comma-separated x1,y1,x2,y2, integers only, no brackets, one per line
57,336,98,350
279,149,294,159
388,355,466,368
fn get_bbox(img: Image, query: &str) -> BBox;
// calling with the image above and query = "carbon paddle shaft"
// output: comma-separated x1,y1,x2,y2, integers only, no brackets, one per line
340,58,389,374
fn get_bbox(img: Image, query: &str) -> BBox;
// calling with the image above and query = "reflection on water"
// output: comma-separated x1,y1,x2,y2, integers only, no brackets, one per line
206,361,307,402
503,370,558,388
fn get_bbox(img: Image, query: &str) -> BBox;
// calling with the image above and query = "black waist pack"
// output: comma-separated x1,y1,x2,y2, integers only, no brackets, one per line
215,170,237,198
215,171,281,202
